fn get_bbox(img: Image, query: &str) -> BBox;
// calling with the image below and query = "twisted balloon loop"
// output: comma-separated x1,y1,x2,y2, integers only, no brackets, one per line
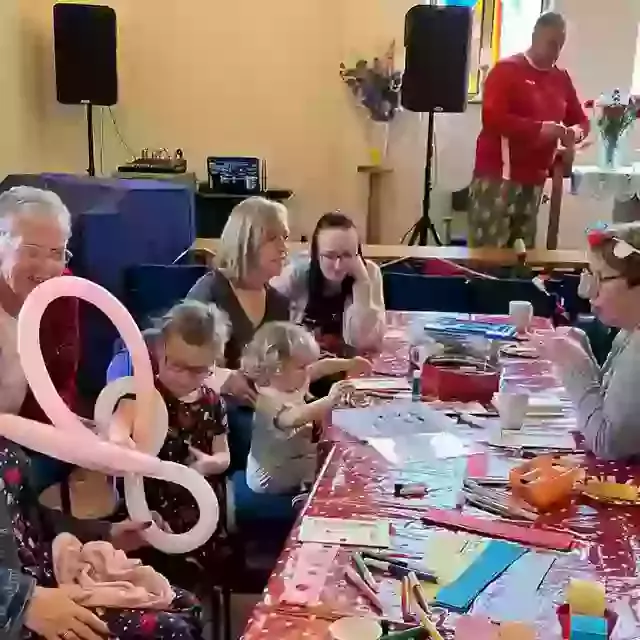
0,275,218,554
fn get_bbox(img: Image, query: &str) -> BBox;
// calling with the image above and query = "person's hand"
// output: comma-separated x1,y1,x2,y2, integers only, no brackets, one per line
567,124,585,145
221,370,257,405
108,430,136,449
540,121,566,140
24,586,110,640
348,256,370,283
347,356,373,378
559,126,577,148
110,519,152,552
188,445,210,475
328,380,355,405
533,331,594,376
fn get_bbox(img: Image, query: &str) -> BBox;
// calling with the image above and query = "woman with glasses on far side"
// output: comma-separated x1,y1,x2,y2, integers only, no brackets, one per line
535,222,640,460
0,187,79,482
271,212,385,355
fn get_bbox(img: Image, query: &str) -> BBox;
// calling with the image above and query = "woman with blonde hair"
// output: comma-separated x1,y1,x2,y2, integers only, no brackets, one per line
536,222,640,460
186,197,290,404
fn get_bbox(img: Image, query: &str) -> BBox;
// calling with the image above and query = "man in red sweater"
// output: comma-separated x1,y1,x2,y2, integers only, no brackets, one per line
468,11,589,248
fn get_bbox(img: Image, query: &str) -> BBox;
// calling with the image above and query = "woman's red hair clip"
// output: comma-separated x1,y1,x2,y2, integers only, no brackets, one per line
586,228,609,248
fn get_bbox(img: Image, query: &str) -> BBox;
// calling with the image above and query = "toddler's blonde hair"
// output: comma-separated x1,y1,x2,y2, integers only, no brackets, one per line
242,321,320,385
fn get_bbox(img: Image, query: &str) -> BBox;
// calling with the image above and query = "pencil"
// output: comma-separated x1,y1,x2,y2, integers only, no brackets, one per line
406,572,445,640
352,551,379,591
344,565,383,612
407,571,430,615
400,575,411,622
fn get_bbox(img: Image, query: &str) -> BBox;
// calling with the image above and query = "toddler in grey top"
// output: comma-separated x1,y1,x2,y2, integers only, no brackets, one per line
241,322,371,494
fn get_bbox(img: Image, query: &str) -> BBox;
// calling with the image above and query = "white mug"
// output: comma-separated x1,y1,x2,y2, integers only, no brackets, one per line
493,391,529,430
509,300,533,333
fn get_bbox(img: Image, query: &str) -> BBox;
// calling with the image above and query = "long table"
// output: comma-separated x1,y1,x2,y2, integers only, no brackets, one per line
240,312,640,640
192,238,587,270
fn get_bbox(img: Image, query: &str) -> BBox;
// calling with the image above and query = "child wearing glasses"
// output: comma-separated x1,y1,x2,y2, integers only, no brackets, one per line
107,300,231,566
241,321,371,496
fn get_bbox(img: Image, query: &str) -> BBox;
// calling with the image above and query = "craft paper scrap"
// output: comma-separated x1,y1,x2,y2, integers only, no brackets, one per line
584,480,639,502
280,543,339,606
526,395,568,415
433,541,527,612
349,377,411,391
455,615,499,640
332,400,458,440
489,430,576,451
419,531,488,601
485,551,556,622
297,516,391,548
499,621,536,640
567,579,606,618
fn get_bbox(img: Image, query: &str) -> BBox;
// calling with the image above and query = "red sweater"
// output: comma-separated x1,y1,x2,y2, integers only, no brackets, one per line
474,54,589,186
0,271,80,424
19,295,79,423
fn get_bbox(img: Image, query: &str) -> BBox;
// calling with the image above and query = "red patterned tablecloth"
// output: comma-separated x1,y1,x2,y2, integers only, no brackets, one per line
241,312,640,640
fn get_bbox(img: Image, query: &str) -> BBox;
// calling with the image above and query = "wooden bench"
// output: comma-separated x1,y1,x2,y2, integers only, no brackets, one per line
191,238,587,270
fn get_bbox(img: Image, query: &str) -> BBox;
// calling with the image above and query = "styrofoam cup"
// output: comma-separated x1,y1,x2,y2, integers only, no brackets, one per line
509,300,534,333
493,391,529,430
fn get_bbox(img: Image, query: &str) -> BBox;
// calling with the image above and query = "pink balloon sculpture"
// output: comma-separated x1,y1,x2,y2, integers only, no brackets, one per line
0,275,218,554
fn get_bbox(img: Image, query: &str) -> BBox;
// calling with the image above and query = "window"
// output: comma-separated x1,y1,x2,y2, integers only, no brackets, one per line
440,0,546,96
632,22,640,95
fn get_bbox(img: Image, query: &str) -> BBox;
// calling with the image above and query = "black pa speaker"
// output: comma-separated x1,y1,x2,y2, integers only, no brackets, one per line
402,4,473,113
54,3,118,106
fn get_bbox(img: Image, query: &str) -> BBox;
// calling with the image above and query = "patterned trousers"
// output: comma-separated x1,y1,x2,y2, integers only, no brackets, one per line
467,177,544,249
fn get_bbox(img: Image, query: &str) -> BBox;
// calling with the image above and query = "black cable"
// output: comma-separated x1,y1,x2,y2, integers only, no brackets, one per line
107,106,136,159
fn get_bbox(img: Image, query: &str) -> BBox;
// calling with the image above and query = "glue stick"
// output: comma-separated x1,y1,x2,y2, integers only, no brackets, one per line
411,369,421,401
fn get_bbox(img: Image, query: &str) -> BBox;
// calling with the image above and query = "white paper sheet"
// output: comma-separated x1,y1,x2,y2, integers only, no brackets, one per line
297,517,391,547
488,430,577,451
332,400,459,440
368,432,476,464
349,377,411,391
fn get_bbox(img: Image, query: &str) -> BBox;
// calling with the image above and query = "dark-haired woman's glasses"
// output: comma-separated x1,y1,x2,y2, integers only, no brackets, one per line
319,251,356,263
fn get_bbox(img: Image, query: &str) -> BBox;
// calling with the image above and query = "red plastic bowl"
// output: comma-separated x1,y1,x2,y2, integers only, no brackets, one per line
556,604,618,640
421,357,499,404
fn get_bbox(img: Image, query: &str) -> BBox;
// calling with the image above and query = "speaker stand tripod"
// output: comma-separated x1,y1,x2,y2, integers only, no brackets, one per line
408,109,442,246
84,102,96,177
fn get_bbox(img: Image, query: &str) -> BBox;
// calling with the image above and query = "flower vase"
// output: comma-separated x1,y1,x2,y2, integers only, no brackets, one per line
367,120,389,166
596,125,633,171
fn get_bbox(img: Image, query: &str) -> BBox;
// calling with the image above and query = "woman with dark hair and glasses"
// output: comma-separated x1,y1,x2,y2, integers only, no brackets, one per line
271,212,385,354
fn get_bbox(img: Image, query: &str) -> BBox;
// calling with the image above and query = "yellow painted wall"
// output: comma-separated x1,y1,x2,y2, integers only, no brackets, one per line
4,0,640,245
15,0,368,236
0,0,29,175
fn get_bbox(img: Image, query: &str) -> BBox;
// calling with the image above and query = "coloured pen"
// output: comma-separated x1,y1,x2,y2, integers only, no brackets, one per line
364,557,438,584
